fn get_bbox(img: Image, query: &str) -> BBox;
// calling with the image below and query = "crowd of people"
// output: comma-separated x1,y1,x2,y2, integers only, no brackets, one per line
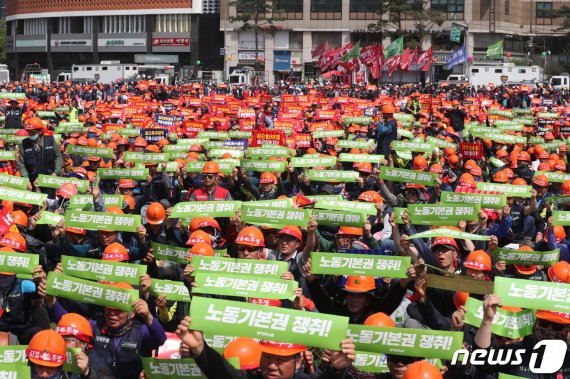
0,78,567,379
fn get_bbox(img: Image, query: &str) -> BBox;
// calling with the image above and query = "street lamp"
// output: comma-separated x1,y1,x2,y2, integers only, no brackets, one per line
541,50,551,73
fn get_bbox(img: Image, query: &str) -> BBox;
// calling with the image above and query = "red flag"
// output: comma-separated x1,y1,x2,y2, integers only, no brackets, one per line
312,40,329,58
360,44,380,66
410,48,419,67
319,50,334,73
399,48,411,72
385,55,401,78
370,58,381,79
377,44,384,68
416,48,432,66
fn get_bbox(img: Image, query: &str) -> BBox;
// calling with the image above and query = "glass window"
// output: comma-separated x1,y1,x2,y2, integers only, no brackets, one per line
495,69,502,73
431,0,464,19
518,69,526,73
69,17,83,33
275,0,303,19
311,0,341,12
536,2,552,18
471,69,479,73
350,0,377,12
505,0,510,15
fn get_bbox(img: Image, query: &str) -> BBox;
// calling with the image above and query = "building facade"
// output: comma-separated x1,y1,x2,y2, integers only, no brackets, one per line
221,0,570,84
5,0,224,79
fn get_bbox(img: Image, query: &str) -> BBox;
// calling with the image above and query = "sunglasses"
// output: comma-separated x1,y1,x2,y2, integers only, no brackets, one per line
203,173,216,179
238,245,259,253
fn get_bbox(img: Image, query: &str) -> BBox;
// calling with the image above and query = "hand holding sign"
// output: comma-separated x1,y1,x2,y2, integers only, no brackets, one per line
176,316,205,358
325,339,356,370
133,299,153,326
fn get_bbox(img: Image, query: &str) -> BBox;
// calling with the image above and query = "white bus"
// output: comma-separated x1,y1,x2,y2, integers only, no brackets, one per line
70,62,139,83
468,63,543,87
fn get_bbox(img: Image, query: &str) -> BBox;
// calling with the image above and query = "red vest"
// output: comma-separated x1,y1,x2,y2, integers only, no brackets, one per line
190,186,229,201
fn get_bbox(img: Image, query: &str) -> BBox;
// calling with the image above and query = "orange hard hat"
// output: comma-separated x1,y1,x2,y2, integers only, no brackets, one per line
562,180,570,195
458,173,476,189
469,165,482,177
87,138,98,147
122,195,136,211
432,236,458,251
185,230,212,247
157,138,170,147
146,202,166,225
548,261,570,283
146,144,160,154
188,218,204,233
337,226,363,236
258,340,306,357
186,152,199,161
235,226,265,247
512,177,527,186
363,312,395,327
492,171,508,183
453,292,469,309
444,147,456,158
197,217,221,232
26,329,67,367
11,210,28,228
0,232,26,252
118,179,136,189
344,276,376,293
189,242,215,257
463,250,492,271
403,360,442,379
223,337,261,370
381,104,395,114
358,190,382,204
24,117,45,130
535,310,570,325
133,137,148,148
260,172,278,184
56,313,93,343
555,160,567,171
429,164,443,174
517,151,531,162
202,161,220,174
66,227,87,235
106,205,124,215
278,225,303,242
1,200,13,213
532,174,549,187
464,159,477,171
102,242,129,262
496,149,509,159
413,155,428,171
447,154,459,166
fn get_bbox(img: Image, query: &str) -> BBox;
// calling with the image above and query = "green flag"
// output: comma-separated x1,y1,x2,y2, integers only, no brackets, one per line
385,36,404,59
486,40,504,58
341,41,361,62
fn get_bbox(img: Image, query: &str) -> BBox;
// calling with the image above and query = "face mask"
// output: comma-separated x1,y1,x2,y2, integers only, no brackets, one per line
29,134,40,141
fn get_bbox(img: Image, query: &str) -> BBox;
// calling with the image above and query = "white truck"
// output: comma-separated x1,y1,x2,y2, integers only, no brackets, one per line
65,61,139,83
0,65,10,83
550,74,570,89
229,67,254,85
467,63,544,87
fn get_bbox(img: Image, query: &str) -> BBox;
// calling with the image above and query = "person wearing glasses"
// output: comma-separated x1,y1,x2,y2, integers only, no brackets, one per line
189,161,232,201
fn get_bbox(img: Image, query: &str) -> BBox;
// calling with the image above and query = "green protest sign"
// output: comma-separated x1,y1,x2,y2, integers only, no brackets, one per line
498,374,527,379
536,112,559,119
46,272,139,312
311,252,410,278
337,140,373,149
150,279,191,302
248,146,290,158
253,198,292,208
0,93,26,99
347,324,463,360
313,129,345,139
0,250,39,275
208,149,245,158
339,153,383,164
353,352,388,373
540,141,567,151
342,116,373,124
515,117,534,126
464,298,535,338
489,157,506,168
316,199,377,216
163,144,191,153
65,210,141,232
391,141,435,153
306,195,343,202
193,272,297,300
426,136,456,149
68,194,123,210
549,195,570,205
199,131,229,140
61,256,147,285
143,358,206,378
0,151,16,161
534,171,570,183
186,161,234,174
55,124,88,134
0,129,17,135
395,150,413,160
407,227,491,241
36,211,64,225
290,156,337,168
190,297,349,350
37,175,89,193
378,167,437,186
123,152,169,163
98,168,149,180
241,204,311,227
229,130,253,139
528,136,545,145
493,247,559,266
407,204,480,225
488,109,513,118
0,345,28,364
393,113,414,122
312,209,367,227
67,145,113,158
64,348,82,374
177,138,209,145
171,201,241,218
119,128,141,136
151,241,188,264
191,255,288,277
440,191,506,209
240,159,286,172
308,170,358,182
203,141,224,149
476,182,532,198
0,174,29,190
0,365,31,379
494,276,570,312
493,120,523,130
470,130,526,144
552,210,570,225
